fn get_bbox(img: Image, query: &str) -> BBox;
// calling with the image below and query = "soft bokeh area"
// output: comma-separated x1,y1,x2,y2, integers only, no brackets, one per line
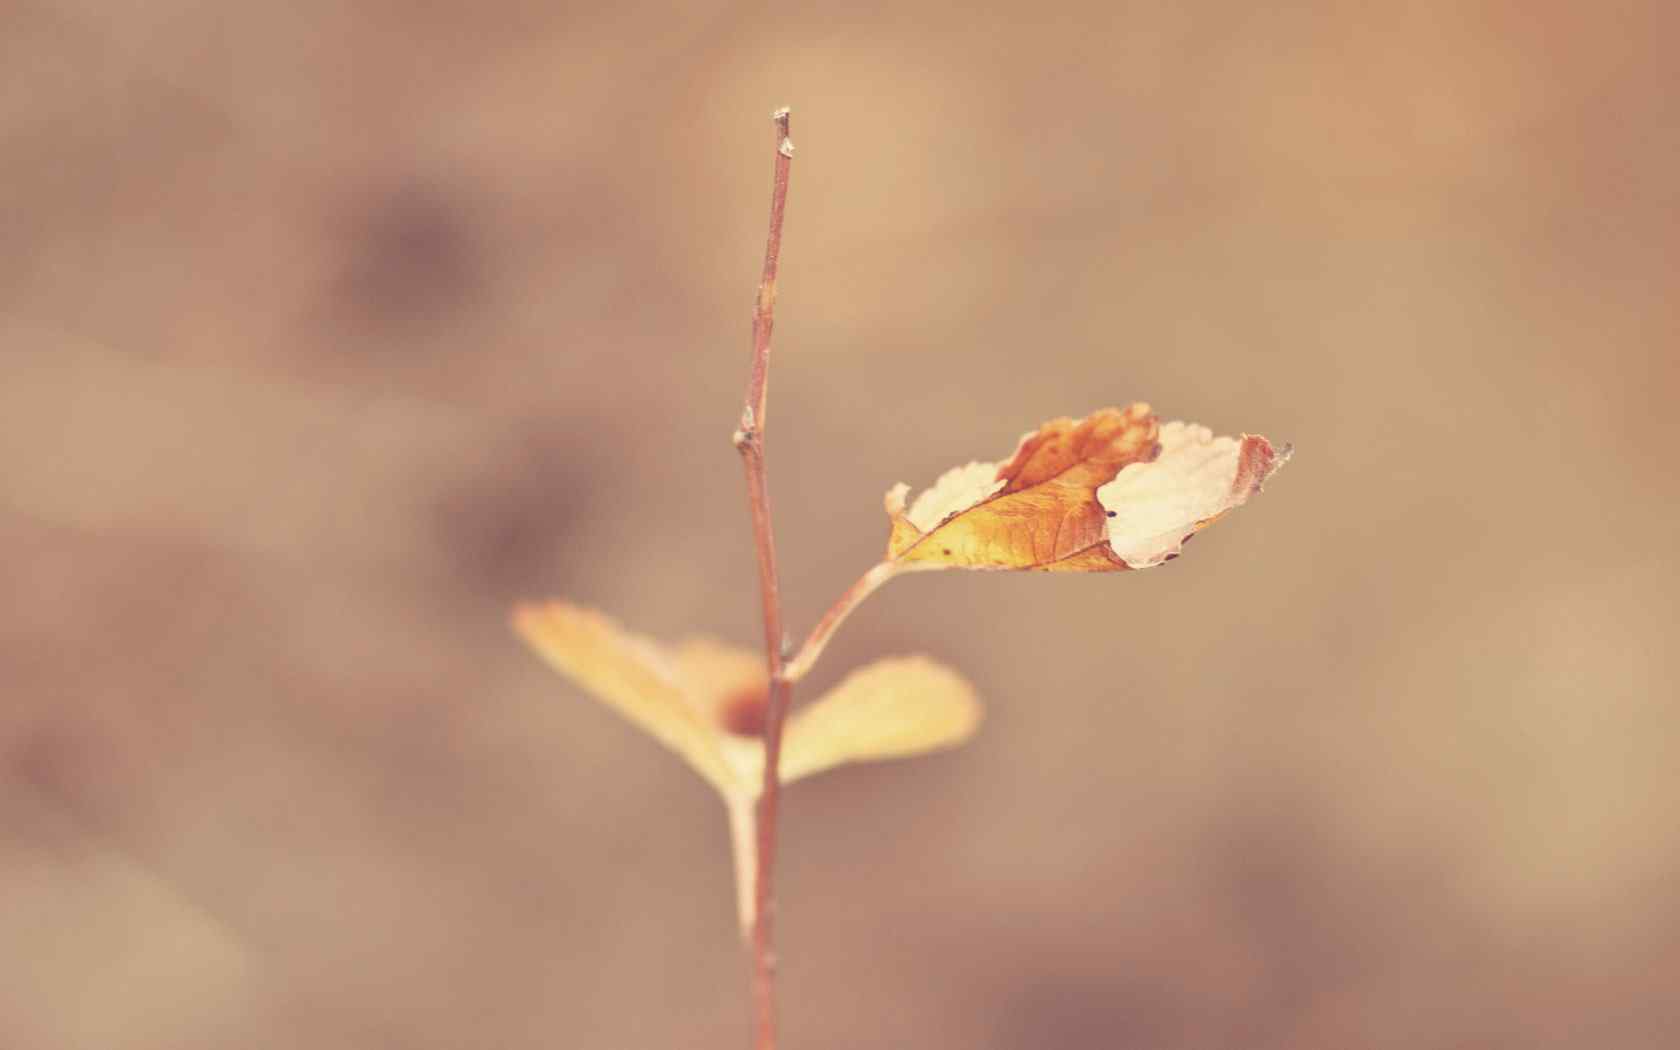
4,3,1676,1048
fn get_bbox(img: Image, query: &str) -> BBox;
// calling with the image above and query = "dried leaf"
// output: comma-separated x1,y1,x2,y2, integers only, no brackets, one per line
510,602,739,795
780,657,982,784
883,405,1286,572
884,404,1157,570
1098,421,1288,568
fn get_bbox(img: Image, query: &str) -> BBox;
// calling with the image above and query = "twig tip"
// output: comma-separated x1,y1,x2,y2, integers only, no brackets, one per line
776,107,796,154
772,108,794,156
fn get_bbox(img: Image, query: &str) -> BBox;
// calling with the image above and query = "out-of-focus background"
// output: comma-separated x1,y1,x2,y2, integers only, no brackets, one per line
4,3,1677,1048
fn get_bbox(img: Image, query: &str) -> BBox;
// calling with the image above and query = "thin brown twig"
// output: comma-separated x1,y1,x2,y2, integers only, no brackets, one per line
732,105,795,1050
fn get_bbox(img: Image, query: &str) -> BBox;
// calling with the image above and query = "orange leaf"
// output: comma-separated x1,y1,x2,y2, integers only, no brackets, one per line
884,404,1157,570
883,406,1286,572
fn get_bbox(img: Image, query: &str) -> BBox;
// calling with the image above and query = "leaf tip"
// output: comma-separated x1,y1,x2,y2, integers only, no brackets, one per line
1235,434,1291,498
509,599,555,635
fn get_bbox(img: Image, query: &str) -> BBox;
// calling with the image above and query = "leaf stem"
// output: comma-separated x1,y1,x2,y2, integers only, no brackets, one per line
781,561,900,683
726,799,758,938
733,106,794,1050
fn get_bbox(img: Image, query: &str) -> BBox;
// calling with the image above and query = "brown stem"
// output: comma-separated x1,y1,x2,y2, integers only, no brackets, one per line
780,561,900,683
733,106,794,1050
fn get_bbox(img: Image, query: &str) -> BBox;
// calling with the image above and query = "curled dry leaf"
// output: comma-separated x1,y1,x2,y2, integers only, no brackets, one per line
884,404,1288,572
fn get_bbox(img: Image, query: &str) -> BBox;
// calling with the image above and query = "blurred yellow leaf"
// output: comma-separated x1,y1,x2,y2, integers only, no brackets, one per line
510,602,740,796
512,603,980,800
883,405,1286,572
781,657,982,784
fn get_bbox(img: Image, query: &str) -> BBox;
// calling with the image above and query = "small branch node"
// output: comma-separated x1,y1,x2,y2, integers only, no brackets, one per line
734,408,759,451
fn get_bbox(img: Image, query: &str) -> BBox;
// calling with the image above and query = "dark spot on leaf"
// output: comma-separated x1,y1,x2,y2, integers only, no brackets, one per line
1106,510,1117,518
718,685,769,738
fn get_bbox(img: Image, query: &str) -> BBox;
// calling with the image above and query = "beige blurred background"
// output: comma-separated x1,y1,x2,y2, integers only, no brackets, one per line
3,2,1677,1048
